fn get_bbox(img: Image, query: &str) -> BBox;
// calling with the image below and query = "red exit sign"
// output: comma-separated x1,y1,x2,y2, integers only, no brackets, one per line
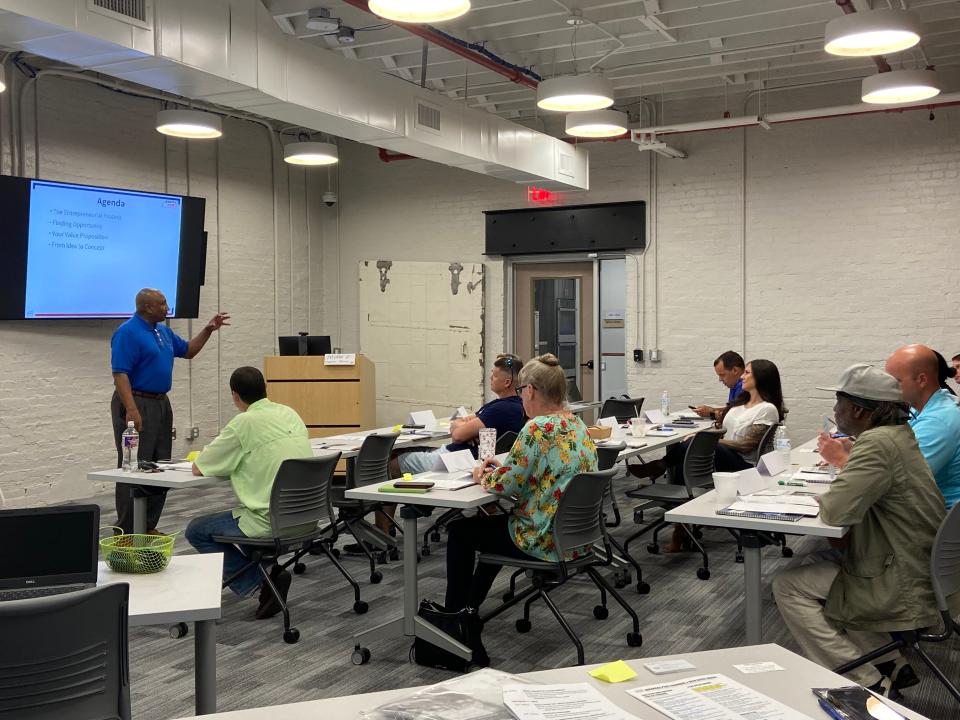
527,186,562,205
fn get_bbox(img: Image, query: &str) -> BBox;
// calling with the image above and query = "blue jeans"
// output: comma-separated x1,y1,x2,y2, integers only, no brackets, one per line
185,511,262,597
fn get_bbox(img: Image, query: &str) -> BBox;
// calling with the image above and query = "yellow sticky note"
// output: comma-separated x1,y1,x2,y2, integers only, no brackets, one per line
403,473,413,481
392,424,403,432
185,451,200,462
589,660,637,683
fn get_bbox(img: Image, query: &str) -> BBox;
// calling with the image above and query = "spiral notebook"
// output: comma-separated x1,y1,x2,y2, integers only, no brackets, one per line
716,500,809,522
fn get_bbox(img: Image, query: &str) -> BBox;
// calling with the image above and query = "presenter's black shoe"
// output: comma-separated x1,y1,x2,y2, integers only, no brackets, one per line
255,569,292,620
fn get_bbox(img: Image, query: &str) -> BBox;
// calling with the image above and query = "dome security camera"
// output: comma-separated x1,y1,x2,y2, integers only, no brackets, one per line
322,191,338,207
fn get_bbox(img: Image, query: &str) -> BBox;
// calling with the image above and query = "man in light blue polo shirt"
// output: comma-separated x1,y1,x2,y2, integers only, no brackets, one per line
110,288,229,533
885,345,960,507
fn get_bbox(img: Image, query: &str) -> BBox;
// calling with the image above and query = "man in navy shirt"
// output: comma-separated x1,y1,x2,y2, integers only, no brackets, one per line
344,354,526,552
693,350,745,419
111,288,229,533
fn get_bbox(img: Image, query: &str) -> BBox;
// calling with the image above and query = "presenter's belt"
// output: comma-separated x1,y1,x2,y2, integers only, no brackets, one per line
131,390,168,400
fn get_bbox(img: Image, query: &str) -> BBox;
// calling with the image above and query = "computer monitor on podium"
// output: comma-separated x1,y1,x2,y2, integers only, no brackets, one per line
278,334,332,356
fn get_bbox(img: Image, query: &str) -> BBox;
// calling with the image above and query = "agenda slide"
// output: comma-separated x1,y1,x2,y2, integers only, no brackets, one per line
23,181,183,318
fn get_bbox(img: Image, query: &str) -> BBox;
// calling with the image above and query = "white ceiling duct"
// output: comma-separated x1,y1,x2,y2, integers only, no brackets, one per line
0,0,588,191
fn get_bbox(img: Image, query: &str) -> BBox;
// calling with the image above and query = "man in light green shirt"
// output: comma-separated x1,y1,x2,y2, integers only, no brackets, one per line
185,366,312,619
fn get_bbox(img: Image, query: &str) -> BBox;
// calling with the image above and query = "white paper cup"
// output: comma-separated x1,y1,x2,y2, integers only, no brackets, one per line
629,418,647,437
713,472,740,507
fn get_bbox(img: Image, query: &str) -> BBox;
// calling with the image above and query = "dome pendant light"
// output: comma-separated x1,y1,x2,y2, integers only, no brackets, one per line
537,75,615,112
283,141,339,166
824,8,922,57
565,109,628,138
861,68,940,104
156,109,222,139
368,0,470,23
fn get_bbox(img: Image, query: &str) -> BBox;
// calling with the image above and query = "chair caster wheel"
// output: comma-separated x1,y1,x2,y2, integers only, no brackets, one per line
168,622,189,639
331,548,341,559
614,576,627,589
293,562,306,575
593,605,609,620
516,618,532,633
353,601,369,614
696,567,710,581
283,628,300,644
735,553,744,564
627,632,643,647
376,552,388,564
781,547,794,558
389,548,400,562
502,592,515,602
351,646,371,665
422,546,431,556
430,531,441,542
636,581,651,595
647,543,659,554
370,571,383,584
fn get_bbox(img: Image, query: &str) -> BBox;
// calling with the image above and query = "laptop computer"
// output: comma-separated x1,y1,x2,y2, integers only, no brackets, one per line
0,504,100,601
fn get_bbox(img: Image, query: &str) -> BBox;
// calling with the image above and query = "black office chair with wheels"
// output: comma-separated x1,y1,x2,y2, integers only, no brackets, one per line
478,469,643,666
331,432,401,574
622,429,722,581
595,442,650,593
214,453,368,644
0,583,130,720
422,431,520,556
834,503,960,703
598,397,644,423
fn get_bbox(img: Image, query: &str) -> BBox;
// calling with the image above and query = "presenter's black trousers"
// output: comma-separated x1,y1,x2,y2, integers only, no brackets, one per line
111,391,173,533
444,513,533,613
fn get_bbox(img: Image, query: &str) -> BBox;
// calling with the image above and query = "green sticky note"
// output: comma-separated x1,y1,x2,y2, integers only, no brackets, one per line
588,660,637,683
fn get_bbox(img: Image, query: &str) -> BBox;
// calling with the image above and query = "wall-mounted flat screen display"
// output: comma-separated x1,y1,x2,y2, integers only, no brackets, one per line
0,175,206,319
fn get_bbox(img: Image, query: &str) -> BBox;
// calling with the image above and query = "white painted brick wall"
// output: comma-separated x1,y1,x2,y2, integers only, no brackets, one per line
0,76,319,506
324,94,960,446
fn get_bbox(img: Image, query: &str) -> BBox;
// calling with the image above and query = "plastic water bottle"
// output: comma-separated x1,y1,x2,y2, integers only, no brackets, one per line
773,424,791,469
660,390,670,418
122,421,139,472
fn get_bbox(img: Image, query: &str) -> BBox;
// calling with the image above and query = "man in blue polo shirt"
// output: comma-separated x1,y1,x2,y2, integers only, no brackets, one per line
692,350,745,419
885,345,960,507
110,288,230,533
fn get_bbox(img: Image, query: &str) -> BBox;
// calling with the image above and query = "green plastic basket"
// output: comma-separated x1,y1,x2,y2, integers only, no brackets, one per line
99,527,175,574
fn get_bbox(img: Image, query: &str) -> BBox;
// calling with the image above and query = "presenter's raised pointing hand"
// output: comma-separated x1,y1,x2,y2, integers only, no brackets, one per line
206,312,231,332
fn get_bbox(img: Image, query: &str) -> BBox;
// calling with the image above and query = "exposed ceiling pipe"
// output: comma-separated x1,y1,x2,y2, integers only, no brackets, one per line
634,92,960,136
835,0,893,73
341,0,539,89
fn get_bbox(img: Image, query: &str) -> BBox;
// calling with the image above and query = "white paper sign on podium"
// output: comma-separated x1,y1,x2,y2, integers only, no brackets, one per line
324,353,356,366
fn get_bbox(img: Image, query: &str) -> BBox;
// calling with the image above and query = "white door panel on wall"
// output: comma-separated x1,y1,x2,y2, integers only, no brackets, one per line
359,260,484,425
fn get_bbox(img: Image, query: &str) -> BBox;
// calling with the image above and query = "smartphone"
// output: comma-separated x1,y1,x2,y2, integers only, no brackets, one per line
402,423,425,430
393,481,435,490
688,405,698,410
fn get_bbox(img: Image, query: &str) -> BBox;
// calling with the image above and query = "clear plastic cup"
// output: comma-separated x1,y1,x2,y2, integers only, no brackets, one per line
713,472,740,508
629,418,647,437
478,428,497,463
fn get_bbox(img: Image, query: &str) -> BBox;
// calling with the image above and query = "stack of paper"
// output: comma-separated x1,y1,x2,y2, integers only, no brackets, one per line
502,683,641,720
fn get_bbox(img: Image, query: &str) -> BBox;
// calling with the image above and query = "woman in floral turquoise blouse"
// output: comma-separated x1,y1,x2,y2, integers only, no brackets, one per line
443,354,598,650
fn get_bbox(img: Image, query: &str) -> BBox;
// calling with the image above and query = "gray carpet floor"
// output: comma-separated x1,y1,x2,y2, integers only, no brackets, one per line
89,472,958,720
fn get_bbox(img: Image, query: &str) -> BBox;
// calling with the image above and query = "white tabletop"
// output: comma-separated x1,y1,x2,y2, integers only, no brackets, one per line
97,553,223,626
603,419,715,460
169,643,928,720
346,477,496,510
310,426,451,459
88,466,221,490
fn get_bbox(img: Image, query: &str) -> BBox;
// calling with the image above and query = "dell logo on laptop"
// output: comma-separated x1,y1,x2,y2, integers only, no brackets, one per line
25,579,36,584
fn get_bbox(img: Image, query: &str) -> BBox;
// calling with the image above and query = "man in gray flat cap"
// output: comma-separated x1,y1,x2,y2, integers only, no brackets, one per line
772,364,945,698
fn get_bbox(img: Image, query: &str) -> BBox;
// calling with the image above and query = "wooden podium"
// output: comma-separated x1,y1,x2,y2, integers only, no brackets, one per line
263,355,376,438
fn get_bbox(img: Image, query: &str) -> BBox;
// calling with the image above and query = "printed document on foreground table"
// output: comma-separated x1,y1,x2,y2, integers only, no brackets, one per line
627,674,814,720
503,683,641,720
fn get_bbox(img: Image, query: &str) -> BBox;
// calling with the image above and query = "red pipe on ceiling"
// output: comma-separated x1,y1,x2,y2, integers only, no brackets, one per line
341,0,539,90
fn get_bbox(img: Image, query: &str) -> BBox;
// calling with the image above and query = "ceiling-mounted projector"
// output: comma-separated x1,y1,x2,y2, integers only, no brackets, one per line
306,7,341,33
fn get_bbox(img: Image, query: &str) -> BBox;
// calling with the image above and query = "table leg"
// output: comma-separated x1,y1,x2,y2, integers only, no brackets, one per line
131,487,147,535
401,505,418,636
742,532,763,645
194,619,217,715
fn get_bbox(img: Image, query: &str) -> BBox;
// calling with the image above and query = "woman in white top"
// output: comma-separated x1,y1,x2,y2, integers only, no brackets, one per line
631,359,785,551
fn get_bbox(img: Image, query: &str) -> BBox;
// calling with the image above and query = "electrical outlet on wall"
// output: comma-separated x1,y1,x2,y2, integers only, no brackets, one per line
633,349,643,363
171,427,177,440
189,426,200,440
650,349,662,363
